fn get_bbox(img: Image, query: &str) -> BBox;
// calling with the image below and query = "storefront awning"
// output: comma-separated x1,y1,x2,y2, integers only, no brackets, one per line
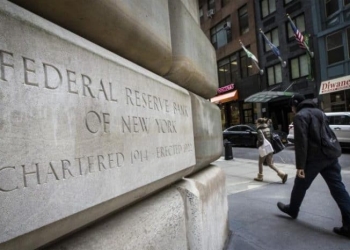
319,75,350,95
244,91,295,103
210,90,238,104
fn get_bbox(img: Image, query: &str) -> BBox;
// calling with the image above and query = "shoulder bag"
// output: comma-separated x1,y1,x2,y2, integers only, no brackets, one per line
258,130,274,157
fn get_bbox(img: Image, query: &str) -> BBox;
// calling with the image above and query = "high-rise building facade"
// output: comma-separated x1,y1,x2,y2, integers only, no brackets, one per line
254,0,317,132
313,0,350,112
199,0,261,129
200,0,319,132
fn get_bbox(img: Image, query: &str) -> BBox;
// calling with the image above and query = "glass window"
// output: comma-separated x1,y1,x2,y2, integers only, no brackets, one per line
264,28,279,51
222,0,231,7
285,0,294,4
218,58,230,87
287,15,305,39
290,54,308,79
208,0,215,10
228,126,241,131
345,0,350,6
230,54,239,83
239,5,249,35
261,0,276,18
327,31,344,65
199,8,203,18
240,48,253,78
218,54,239,87
210,17,232,49
267,64,282,85
347,28,350,58
230,103,240,125
325,0,339,17
331,92,345,102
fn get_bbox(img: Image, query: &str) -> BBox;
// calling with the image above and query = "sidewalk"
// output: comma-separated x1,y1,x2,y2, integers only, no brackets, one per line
214,157,350,250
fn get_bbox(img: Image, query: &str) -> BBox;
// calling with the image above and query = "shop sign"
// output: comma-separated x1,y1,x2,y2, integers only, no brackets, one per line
217,83,234,94
319,75,350,95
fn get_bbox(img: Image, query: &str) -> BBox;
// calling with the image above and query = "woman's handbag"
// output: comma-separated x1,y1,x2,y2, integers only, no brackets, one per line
271,133,285,154
258,131,274,157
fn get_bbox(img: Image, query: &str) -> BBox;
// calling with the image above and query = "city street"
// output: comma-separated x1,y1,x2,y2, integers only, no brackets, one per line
228,144,350,169
215,153,350,250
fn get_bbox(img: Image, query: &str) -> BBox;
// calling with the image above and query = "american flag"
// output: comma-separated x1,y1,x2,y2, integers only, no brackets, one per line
288,16,306,49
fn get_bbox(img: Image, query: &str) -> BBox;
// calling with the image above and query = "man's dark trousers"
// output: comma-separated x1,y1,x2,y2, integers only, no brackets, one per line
289,159,350,227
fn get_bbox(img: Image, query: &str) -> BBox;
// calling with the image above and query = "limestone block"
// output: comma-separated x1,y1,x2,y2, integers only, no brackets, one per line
166,0,218,99
0,2,195,248
176,166,229,250
190,93,223,172
42,189,188,250
180,0,200,24
9,0,172,76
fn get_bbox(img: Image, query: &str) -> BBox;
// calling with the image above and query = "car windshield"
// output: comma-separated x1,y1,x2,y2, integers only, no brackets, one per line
247,124,257,130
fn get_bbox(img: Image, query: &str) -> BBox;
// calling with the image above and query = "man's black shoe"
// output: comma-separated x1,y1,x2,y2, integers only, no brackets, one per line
333,227,350,239
277,202,298,219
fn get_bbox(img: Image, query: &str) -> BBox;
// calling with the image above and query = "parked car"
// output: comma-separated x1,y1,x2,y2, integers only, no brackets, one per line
325,112,350,148
287,122,294,144
287,112,350,148
223,124,287,147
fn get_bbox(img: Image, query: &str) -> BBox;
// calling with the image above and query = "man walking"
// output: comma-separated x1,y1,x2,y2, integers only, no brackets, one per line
277,94,350,239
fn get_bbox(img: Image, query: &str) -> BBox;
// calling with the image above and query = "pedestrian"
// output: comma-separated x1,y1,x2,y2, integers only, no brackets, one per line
277,94,350,239
254,117,288,183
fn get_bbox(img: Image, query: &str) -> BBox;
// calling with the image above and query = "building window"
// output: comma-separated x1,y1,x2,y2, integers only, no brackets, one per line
267,64,282,85
264,28,279,52
285,0,294,4
218,54,239,87
290,54,308,79
327,30,344,65
230,54,239,83
325,0,339,17
287,15,305,40
218,58,230,87
347,28,350,58
345,0,350,6
199,8,203,18
208,0,215,11
240,49,253,78
229,103,240,125
210,17,232,49
261,0,276,18
239,4,249,35
222,0,231,7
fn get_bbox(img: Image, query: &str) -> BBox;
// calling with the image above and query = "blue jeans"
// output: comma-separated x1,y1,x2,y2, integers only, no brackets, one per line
289,159,350,227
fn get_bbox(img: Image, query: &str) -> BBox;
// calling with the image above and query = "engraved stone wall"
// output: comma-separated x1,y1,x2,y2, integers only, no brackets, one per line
0,1,195,246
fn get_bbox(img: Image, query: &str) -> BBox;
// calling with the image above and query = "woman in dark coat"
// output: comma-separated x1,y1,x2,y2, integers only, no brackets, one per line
254,117,288,183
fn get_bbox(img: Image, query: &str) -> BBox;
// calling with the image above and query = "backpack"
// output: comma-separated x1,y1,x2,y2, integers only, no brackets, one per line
320,115,342,158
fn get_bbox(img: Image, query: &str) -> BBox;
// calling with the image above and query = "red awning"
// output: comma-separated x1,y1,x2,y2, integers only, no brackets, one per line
210,90,238,104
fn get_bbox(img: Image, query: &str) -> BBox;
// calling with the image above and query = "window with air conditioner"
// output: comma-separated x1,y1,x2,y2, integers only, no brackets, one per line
210,17,232,49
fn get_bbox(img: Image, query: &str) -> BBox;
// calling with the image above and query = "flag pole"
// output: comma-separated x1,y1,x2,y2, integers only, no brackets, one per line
286,14,314,58
259,29,287,67
239,40,264,75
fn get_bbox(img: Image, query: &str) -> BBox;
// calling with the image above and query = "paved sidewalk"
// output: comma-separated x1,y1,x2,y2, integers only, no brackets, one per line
214,157,350,250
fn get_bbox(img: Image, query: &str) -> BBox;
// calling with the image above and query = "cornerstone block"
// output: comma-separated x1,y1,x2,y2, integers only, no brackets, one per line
9,0,173,76
0,1,195,246
166,0,218,99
